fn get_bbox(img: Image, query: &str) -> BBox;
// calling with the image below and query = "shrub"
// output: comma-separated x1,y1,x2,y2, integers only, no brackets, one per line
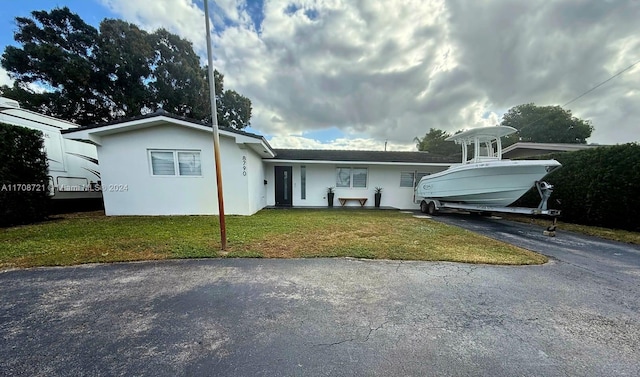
0,122,50,227
513,144,640,231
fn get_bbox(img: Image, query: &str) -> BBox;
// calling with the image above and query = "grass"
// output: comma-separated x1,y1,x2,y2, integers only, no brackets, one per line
504,215,640,244
0,209,548,269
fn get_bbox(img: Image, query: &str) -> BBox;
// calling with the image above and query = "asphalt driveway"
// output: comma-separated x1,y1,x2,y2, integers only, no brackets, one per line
1,218,639,376
427,212,640,285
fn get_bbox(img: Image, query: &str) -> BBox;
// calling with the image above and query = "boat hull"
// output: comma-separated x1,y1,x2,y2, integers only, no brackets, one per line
415,160,561,206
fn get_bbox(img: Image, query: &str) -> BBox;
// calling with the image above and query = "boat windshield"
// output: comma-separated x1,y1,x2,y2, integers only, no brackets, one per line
462,137,502,163
448,126,515,164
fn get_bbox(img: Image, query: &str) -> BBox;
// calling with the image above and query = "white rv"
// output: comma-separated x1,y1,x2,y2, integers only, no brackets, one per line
0,96,101,200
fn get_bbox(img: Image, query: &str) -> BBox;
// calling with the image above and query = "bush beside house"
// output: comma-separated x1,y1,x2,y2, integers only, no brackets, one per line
0,123,49,227
514,143,640,231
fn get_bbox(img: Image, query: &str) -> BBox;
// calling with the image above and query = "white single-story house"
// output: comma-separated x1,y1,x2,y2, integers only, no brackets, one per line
265,149,455,210
62,111,457,216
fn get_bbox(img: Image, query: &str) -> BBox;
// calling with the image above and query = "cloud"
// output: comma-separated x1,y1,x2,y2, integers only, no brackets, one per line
0,67,13,87
101,0,640,147
99,0,208,52
268,135,415,151
444,0,640,144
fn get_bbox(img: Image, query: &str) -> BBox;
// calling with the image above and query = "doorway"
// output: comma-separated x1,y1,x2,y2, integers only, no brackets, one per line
274,166,292,207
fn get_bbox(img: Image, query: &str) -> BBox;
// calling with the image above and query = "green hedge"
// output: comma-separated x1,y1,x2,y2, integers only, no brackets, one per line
0,122,50,227
513,144,640,231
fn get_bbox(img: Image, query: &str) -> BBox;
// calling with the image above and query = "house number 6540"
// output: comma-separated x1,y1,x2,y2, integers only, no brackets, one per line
242,155,247,176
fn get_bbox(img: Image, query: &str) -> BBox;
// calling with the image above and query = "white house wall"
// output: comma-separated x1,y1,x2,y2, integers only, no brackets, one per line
264,162,448,209
244,147,268,213
98,124,263,216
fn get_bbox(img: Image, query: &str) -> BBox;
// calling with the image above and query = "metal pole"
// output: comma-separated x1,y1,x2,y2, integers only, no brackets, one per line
203,0,227,250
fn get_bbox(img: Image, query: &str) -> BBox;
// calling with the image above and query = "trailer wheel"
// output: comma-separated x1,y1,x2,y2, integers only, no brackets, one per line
420,200,428,214
427,201,437,216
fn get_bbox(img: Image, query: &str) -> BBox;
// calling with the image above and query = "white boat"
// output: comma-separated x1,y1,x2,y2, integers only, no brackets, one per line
415,125,561,207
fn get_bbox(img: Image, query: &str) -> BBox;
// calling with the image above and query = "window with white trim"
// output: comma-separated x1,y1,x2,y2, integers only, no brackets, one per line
415,172,430,185
400,172,414,187
300,165,306,199
336,167,368,188
352,168,367,188
400,171,430,187
150,150,202,176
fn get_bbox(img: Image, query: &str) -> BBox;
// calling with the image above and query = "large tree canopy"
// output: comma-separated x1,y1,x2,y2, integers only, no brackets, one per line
500,103,593,146
415,103,594,154
414,128,460,156
0,7,252,129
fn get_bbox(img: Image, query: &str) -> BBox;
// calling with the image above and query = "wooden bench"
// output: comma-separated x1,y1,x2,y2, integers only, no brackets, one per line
338,198,368,207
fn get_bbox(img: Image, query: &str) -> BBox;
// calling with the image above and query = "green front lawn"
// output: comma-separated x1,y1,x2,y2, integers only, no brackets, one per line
0,209,547,269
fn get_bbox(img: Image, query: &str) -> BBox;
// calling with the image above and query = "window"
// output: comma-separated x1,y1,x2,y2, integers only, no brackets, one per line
352,168,367,188
336,167,367,188
151,151,176,175
336,167,351,187
178,152,202,176
400,171,430,187
300,165,306,199
150,150,201,176
415,172,430,184
400,172,414,187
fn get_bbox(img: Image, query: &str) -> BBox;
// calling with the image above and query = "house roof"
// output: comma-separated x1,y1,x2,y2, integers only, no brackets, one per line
271,149,458,164
502,142,601,159
60,109,264,140
61,109,276,158
60,110,458,165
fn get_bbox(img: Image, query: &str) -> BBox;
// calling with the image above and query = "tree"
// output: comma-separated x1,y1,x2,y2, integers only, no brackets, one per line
216,81,253,129
414,128,460,156
151,28,209,121
0,123,49,226
1,7,252,129
0,7,110,124
500,103,593,146
95,19,155,119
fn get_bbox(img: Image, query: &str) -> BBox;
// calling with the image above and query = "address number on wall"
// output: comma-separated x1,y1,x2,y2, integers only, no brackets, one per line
242,155,247,176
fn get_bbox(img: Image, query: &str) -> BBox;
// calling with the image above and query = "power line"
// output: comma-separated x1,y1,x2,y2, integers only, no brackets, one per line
562,58,640,107
513,58,640,132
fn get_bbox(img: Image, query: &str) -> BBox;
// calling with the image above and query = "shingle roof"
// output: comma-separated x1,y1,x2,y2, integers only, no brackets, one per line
60,109,264,140
272,149,458,164
59,110,458,164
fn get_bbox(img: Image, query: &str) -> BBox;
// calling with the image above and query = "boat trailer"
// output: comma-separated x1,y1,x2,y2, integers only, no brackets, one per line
418,181,560,236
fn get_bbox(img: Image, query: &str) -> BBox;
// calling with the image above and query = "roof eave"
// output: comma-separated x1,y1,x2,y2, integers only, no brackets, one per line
263,159,453,166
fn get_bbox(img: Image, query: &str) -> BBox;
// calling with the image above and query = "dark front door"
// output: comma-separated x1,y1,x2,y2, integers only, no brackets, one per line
274,166,293,207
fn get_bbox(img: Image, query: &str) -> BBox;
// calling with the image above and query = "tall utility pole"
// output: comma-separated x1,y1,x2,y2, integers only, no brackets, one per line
203,0,227,250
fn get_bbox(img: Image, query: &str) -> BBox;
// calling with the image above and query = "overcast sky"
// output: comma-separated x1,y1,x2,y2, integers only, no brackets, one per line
1,0,638,150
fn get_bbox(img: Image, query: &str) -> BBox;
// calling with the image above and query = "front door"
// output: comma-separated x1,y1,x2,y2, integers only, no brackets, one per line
274,166,293,207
